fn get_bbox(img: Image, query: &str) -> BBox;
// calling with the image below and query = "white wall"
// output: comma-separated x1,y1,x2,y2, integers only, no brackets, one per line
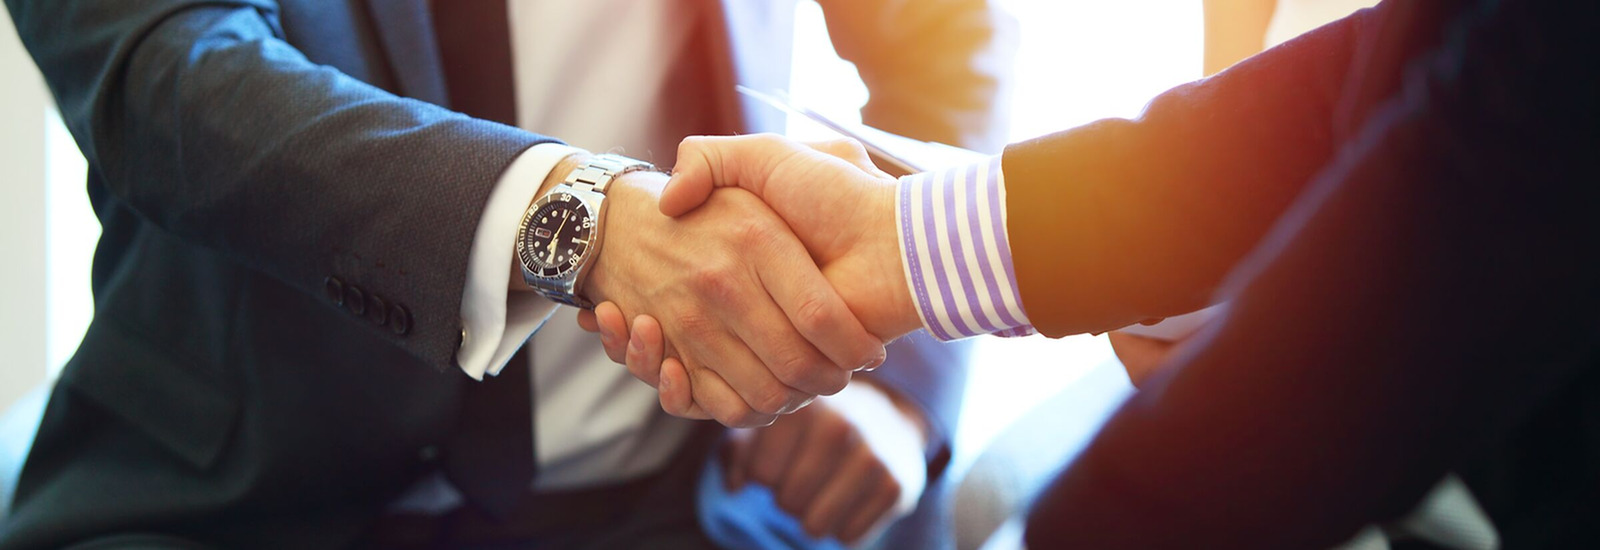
0,7,49,412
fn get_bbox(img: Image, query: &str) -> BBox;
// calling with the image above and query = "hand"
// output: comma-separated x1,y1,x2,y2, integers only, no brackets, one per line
574,165,886,427
579,135,923,419
724,380,930,544
664,134,922,339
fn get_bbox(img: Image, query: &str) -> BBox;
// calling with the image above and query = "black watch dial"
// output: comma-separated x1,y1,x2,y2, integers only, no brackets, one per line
518,193,595,279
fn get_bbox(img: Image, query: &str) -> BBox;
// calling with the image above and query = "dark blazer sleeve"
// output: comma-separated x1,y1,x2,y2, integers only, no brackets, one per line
1001,8,1380,336
3,0,556,370
817,0,1017,153
1026,0,1600,547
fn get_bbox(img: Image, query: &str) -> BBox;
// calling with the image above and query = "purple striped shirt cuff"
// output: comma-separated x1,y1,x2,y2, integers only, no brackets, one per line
895,155,1035,341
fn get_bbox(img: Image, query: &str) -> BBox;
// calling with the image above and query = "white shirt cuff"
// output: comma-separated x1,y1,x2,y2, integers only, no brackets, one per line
455,143,587,380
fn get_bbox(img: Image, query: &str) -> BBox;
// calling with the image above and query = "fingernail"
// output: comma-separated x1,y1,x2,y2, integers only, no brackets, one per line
660,373,671,389
599,325,614,346
861,350,887,372
629,331,645,353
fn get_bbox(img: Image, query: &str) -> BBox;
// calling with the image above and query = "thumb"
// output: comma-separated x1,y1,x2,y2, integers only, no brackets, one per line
662,134,800,217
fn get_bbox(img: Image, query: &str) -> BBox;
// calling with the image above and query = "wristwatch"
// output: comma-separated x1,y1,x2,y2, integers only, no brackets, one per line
515,153,655,309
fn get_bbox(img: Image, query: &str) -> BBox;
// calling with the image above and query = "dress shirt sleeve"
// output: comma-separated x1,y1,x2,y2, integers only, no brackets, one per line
455,143,585,379
896,155,1035,341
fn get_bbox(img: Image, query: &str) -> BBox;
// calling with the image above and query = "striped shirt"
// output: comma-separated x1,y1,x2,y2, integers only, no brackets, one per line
896,156,1035,341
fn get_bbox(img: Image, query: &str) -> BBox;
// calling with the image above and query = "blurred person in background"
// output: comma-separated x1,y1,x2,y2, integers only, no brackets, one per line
0,1,1012,548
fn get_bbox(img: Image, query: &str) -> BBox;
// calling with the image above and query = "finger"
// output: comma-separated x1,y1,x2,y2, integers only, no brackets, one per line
752,228,886,376
576,309,599,332
663,134,802,217
836,473,901,545
723,283,851,401
686,363,777,428
775,415,852,515
658,357,711,420
802,452,882,540
677,280,815,416
593,302,630,364
742,412,807,490
625,314,666,387
802,138,892,180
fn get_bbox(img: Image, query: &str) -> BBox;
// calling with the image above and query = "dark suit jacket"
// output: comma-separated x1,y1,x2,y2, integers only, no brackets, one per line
1000,0,1600,547
0,0,1010,547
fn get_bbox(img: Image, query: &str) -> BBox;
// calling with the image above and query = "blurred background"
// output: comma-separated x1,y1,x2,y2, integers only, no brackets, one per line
0,0,1205,462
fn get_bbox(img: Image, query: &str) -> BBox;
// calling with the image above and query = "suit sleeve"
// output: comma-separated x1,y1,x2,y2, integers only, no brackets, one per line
1001,8,1379,336
816,0,1017,153
3,0,557,370
1026,1,1600,547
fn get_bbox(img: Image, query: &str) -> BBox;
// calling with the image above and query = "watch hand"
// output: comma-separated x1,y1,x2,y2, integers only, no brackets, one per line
547,213,570,260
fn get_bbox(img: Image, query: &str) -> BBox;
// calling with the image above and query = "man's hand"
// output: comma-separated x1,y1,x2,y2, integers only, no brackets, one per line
568,165,886,427
577,135,925,420
724,380,930,544
667,134,922,339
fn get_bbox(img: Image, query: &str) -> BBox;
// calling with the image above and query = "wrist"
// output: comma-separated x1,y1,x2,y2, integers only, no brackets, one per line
509,152,593,293
580,169,669,306
859,177,923,339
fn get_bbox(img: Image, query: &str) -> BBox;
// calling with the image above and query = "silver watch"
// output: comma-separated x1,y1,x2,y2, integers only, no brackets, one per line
515,153,654,309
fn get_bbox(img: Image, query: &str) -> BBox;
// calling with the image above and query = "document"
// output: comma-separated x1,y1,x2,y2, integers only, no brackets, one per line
738,86,988,176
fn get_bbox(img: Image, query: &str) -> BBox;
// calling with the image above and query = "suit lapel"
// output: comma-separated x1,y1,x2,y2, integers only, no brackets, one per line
363,0,450,106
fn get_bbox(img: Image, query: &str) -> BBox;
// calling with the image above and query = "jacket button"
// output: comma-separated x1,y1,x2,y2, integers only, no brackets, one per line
344,285,366,316
324,277,345,306
417,445,440,463
368,294,389,326
390,304,412,336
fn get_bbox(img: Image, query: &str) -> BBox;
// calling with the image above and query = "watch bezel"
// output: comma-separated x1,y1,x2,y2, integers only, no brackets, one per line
515,189,603,284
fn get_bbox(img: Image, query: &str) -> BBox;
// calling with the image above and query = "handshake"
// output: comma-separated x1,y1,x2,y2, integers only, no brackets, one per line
572,134,925,428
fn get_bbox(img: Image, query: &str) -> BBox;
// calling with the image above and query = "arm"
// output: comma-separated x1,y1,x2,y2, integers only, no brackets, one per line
815,0,1017,152
7,0,883,414
6,0,550,370
1004,6,1377,336
1027,1,1600,546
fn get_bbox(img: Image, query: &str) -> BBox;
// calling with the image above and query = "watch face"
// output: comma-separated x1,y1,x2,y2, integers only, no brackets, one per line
518,193,595,279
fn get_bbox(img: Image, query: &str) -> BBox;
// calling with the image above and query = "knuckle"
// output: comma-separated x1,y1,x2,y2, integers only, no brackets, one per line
752,132,786,146
817,368,851,396
727,408,774,429
827,137,862,155
674,309,719,340
731,217,777,247
772,349,825,388
750,384,792,416
688,263,743,303
792,293,839,340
